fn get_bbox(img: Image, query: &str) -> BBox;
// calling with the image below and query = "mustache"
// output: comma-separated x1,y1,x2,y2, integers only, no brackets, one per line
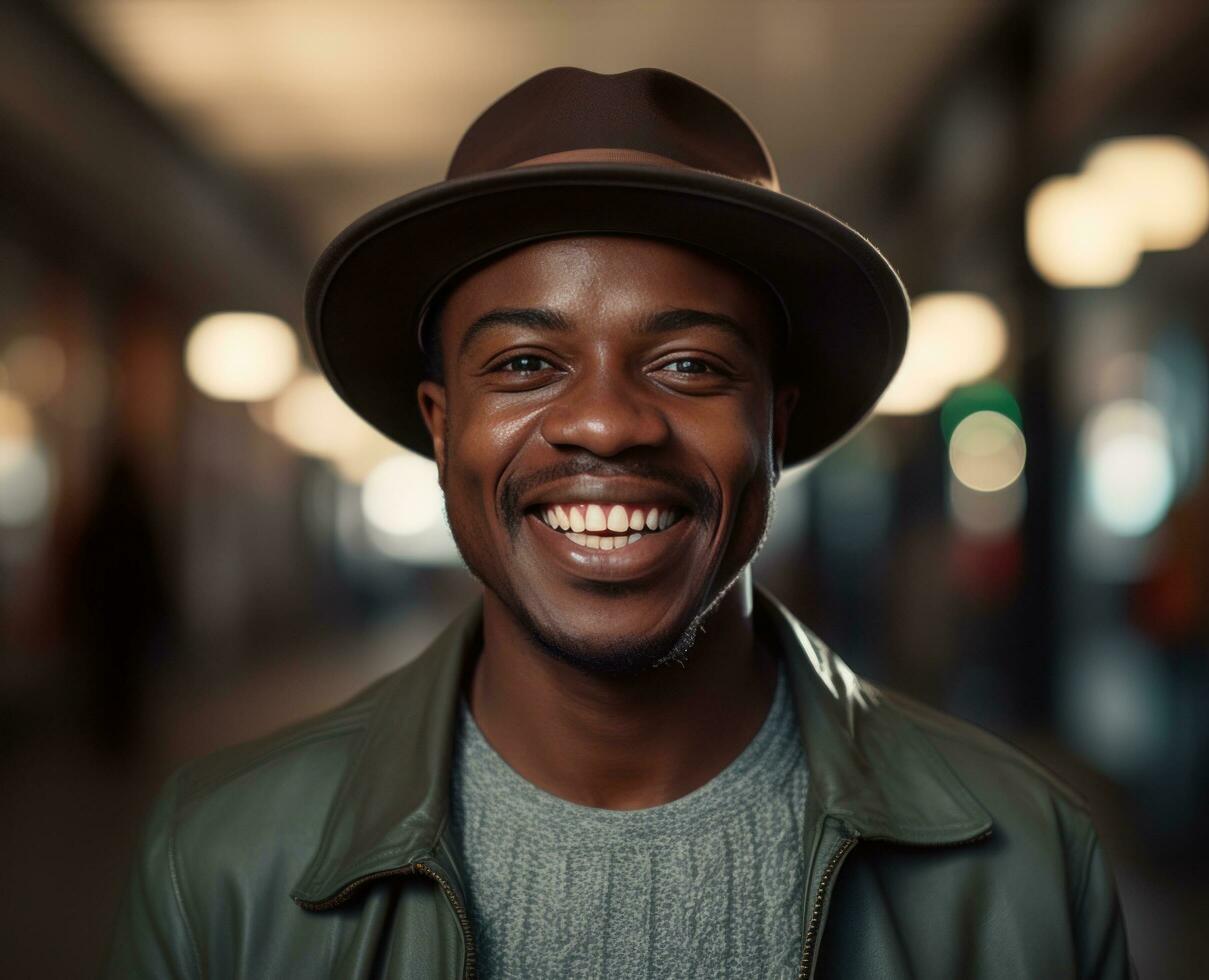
499,456,721,535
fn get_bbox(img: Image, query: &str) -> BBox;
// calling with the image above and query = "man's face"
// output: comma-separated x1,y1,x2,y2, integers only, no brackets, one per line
418,235,797,674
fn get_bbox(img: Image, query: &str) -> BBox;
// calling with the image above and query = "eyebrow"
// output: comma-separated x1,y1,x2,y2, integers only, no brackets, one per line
457,306,756,356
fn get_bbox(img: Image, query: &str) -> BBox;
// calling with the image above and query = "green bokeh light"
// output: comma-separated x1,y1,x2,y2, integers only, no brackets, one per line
941,382,1022,444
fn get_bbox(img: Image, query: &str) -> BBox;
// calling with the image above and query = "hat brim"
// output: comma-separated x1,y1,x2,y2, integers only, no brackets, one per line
306,162,908,469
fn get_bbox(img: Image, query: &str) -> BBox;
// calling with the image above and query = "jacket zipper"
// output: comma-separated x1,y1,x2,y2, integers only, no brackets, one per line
794,827,992,979
295,862,477,979
796,835,857,980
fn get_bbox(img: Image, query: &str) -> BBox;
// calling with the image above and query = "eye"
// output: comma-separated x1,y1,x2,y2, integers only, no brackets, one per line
498,354,553,373
662,357,712,374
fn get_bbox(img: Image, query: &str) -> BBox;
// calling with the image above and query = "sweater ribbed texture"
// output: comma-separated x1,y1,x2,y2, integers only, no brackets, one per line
448,666,810,979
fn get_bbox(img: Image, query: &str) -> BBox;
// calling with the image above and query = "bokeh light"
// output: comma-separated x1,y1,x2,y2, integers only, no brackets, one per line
1026,174,1141,287
1084,135,1209,251
270,372,367,459
185,312,299,401
359,451,460,564
876,292,1009,415
0,391,51,527
3,335,67,406
948,410,1027,492
1080,399,1175,537
361,452,444,537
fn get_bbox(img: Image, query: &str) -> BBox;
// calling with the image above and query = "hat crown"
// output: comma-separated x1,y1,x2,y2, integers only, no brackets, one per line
447,67,779,190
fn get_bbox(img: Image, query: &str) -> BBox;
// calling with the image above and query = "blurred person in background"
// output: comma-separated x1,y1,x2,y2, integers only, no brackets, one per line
106,68,1134,979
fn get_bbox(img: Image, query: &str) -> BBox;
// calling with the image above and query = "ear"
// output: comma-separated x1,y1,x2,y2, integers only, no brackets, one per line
417,380,448,485
771,384,800,482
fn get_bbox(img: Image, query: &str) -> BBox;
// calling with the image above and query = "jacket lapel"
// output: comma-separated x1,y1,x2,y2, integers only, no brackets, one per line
293,588,992,907
756,587,992,845
291,603,481,907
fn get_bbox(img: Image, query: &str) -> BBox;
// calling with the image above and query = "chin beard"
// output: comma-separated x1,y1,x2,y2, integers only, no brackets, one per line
508,598,709,677
486,562,753,677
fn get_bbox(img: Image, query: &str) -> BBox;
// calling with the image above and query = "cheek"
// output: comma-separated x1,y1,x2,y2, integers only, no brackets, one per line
704,399,776,547
443,393,543,529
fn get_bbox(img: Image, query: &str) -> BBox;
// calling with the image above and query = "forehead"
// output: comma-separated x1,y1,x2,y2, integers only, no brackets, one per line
435,235,781,343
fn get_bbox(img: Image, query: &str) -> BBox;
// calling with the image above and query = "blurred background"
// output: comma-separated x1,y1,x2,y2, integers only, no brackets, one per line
1,0,1207,975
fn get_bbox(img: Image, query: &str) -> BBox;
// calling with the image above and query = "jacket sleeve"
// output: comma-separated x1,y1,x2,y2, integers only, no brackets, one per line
103,769,202,980
1072,818,1137,980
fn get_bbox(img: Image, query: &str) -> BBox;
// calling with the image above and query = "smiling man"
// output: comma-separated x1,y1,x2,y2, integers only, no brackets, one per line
107,68,1134,979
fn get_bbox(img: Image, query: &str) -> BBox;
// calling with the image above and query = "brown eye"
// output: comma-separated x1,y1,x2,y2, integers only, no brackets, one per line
500,355,552,373
664,358,710,374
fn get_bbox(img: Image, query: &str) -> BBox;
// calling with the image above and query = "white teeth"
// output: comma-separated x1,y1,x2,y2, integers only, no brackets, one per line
611,535,628,550
544,503,682,540
599,536,615,550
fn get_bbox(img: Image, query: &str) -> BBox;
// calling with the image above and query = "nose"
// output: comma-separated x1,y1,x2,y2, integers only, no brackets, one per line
539,366,671,457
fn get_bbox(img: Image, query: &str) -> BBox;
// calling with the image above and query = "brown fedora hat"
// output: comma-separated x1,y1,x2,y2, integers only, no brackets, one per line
306,66,909,467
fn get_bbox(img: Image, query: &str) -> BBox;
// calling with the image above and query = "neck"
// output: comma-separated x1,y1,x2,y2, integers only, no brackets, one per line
466,572,779,810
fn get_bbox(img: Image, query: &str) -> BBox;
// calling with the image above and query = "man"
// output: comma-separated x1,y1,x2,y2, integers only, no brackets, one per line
107,68,1134,978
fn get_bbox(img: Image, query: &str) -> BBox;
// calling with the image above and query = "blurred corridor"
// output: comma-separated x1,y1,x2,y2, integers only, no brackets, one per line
2,1,1209,976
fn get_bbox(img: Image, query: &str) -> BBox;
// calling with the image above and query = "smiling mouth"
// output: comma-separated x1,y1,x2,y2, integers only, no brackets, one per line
529,503,685,551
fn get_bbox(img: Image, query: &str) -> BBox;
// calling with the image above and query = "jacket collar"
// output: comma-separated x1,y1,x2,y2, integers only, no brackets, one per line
292,589,992,907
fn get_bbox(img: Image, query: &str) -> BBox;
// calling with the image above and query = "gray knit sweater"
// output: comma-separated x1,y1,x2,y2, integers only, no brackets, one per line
448,666,810,979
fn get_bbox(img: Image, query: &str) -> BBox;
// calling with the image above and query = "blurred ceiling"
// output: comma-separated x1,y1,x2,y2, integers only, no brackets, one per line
66,0,1004,257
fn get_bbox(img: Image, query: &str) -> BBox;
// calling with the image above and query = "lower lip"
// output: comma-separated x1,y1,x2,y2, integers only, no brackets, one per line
523,512,693,582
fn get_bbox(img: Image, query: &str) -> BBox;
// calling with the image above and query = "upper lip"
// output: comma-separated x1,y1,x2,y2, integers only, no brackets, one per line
519,476,697,513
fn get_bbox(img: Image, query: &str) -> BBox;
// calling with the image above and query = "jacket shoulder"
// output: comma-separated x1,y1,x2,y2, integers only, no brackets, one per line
870,687,1135,977
879,685,1090,814
160,669,404,923
176,670,387,810
874,683,1102,883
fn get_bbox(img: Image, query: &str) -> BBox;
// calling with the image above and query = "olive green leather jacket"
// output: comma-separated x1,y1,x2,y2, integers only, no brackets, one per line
105,591,1135,978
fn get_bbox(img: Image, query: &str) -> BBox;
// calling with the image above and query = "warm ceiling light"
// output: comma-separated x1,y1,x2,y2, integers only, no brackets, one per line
361,452,445,537
271,372,368,459
948,410,1026,492
910,292,1008,387
1026,175,1141,287
1084,136,1209,251
185,312,299,402
876,292,1008,416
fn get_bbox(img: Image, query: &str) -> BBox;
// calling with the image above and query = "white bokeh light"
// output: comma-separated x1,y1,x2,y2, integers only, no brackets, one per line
1081,399,1175,537
1084,136,1209,251
948,410,1027,492
877,292,1008,416
0,391,52,527
185,312,299,401
271,372,367,458
1026,174,1141,287
361,452,445,537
